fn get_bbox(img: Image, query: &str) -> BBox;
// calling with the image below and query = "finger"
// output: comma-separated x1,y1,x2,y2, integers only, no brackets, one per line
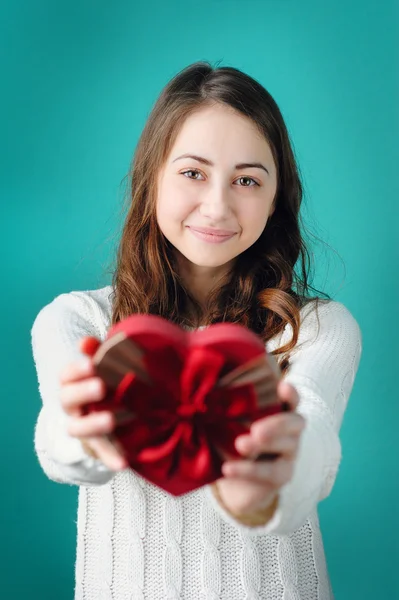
248,413,306,444
236,434,299,460
59,357,95,385
277,381,300,410
83,436,127,471
223,456,294,486
67,411,116,438
60,377,106,413
59,337,102,384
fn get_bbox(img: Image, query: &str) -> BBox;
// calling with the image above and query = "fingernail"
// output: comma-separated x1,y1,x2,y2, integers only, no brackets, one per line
90,380,103,395
117,458,127,470
236,434,249,444
236,437,250,453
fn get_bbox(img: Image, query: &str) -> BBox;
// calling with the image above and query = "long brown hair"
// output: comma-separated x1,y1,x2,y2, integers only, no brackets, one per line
105,61,331,375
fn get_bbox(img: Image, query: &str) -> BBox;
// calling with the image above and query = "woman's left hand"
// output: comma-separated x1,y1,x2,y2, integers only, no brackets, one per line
213,381,306,520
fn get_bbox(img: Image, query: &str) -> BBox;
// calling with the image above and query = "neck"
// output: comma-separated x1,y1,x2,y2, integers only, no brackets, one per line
176,255,234,310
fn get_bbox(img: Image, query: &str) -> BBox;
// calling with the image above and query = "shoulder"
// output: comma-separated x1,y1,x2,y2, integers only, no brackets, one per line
274,298,361,345
300,298,361,336
31,285,114,341
290,298,363,360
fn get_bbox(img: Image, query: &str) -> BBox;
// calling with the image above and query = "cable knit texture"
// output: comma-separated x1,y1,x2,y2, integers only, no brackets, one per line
31,286,362,599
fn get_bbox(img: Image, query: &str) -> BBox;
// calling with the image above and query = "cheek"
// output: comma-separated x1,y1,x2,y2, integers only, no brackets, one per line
158,186,195,224
238,201,271,234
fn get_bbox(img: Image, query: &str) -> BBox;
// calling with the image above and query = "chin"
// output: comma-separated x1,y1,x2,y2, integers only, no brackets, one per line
179,249,239,269
191,258,231,268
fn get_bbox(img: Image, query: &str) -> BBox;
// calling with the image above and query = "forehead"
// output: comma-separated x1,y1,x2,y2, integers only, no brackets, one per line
167,103,276,169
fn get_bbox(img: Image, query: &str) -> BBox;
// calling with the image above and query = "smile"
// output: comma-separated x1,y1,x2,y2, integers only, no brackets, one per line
186,226,237,244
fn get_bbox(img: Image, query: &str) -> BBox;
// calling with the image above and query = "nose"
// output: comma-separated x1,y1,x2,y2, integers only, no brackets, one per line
199,184,232,221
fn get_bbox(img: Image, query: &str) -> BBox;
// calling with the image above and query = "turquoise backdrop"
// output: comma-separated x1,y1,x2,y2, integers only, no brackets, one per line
1,0,397,598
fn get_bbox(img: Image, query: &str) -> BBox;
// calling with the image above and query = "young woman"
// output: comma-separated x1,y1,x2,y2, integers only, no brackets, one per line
31,61,362,599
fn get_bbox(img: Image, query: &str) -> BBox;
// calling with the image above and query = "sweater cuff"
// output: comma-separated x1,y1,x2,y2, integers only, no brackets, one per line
35,406,116,486
35,406,93,464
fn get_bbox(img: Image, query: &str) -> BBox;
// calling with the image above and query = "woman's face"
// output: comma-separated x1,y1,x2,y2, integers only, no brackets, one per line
156,102,278,270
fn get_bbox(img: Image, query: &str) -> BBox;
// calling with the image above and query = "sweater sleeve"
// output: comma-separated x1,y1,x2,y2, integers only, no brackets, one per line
203,300,362,536
31,291,117,487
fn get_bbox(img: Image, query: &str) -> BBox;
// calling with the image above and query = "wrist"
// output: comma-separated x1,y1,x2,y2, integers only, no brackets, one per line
210,482,279,527
80,439,99,459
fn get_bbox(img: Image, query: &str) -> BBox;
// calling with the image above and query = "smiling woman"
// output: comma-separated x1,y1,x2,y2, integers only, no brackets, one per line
31,60,362,600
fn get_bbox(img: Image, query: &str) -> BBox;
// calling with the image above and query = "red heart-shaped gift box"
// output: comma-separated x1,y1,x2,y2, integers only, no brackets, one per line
82,315,288,495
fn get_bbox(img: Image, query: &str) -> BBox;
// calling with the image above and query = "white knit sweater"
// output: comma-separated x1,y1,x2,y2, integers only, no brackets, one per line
31,285,362,600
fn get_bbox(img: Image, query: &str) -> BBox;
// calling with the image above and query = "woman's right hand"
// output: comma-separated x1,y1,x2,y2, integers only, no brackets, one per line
59,336,131,472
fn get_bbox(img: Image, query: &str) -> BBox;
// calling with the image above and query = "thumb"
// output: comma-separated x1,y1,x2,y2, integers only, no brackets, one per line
277,381,299,411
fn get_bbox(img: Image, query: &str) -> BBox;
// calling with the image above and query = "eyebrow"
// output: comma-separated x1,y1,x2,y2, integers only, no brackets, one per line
172,153,269,175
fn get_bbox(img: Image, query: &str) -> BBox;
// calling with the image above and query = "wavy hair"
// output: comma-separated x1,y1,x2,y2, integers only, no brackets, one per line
106,61,331,375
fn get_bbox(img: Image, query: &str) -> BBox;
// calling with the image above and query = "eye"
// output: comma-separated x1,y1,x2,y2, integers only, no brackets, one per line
235,176,259,187
181,169,205,180
180,170,260,187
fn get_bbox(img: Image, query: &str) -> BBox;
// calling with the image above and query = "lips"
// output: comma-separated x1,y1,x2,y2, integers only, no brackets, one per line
187,226,237,244
188,226,237,236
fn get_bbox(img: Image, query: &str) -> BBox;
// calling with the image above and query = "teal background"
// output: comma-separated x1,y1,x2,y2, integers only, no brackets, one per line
1,0,397,598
